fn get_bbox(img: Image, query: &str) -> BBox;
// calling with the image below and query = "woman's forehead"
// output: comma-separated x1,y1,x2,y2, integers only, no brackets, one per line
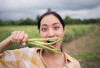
41,22,60,27
40,14,61,25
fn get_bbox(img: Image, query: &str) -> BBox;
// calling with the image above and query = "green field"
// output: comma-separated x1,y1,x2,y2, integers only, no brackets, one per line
63,24,100,68
0,24,99,68
0,25,96,50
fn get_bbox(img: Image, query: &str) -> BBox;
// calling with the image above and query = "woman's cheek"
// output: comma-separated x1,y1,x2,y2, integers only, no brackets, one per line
40,32,47,38
56,30,64,37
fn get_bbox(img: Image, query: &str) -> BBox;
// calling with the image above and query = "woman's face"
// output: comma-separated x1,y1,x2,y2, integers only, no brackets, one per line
40,14,65,50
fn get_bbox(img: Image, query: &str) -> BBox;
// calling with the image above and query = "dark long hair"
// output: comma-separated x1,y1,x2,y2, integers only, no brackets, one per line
38,11,65,29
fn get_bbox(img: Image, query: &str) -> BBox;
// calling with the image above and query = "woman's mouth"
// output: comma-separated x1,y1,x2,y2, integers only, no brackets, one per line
53,43,57,47
47,41,57,47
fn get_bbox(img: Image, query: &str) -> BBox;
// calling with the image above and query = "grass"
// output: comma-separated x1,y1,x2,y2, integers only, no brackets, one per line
76,53,100,61
0,26,39,49
0,24,99,67
63,25,100,68
0,25,96,50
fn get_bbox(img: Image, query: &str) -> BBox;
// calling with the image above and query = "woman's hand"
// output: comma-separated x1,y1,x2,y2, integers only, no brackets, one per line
0,31,29,53
11,31,29,45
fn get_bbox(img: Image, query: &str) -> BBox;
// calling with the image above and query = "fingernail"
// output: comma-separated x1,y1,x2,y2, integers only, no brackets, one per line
22,43,26,45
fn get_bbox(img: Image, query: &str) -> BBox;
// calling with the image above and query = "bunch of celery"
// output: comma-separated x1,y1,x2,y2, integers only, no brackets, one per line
27,37,62,53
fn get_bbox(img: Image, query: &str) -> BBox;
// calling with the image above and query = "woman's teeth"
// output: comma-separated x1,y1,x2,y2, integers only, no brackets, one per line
47,41,54,43
47,41,57,47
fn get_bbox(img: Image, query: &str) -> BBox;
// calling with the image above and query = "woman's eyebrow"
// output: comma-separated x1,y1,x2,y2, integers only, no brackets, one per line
53,22,59,25
41,24,47,26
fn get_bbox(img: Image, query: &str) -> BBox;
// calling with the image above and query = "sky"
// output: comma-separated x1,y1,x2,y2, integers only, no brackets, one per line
0,0,100,20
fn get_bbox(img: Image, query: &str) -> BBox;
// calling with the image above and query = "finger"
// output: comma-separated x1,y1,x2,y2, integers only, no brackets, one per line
12,31,20,44
17,31,25,44
11,31,18,44
21,34,29,45
11,31,16,35
15,31,21,44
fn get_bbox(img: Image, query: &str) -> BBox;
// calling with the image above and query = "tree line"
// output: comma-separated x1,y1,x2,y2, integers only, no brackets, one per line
64,16,100,25
0,15,40,26
0,15,100,26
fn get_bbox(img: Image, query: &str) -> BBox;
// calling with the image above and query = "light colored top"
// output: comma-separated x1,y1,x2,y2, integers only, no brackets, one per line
0,47,81,68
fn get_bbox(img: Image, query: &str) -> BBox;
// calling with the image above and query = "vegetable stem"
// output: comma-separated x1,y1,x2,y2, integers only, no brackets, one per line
27,37,62,54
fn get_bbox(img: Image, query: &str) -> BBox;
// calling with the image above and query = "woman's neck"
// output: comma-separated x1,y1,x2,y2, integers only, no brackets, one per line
42,49,63,59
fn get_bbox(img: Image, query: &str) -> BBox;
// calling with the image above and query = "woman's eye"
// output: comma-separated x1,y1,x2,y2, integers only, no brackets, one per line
54,26,60,30
41,28,47,31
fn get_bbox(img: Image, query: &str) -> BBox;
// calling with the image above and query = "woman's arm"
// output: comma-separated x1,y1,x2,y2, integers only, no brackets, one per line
0,31,29,53
0,35,13,53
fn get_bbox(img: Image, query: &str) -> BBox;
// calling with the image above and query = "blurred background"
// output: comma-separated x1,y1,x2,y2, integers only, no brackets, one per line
0,0,100,68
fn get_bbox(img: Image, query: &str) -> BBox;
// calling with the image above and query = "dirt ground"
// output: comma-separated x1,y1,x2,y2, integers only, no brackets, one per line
63,24,100,68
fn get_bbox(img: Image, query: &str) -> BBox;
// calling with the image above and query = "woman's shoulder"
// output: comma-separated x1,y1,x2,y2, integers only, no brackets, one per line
64,52,81,68
0,47,41,67
13,47,40,54
2,47,40,57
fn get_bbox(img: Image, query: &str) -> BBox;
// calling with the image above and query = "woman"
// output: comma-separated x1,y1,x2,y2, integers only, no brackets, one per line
0,11,81,68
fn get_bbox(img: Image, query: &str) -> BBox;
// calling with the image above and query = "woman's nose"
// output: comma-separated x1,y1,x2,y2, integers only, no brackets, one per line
47,28,55,38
